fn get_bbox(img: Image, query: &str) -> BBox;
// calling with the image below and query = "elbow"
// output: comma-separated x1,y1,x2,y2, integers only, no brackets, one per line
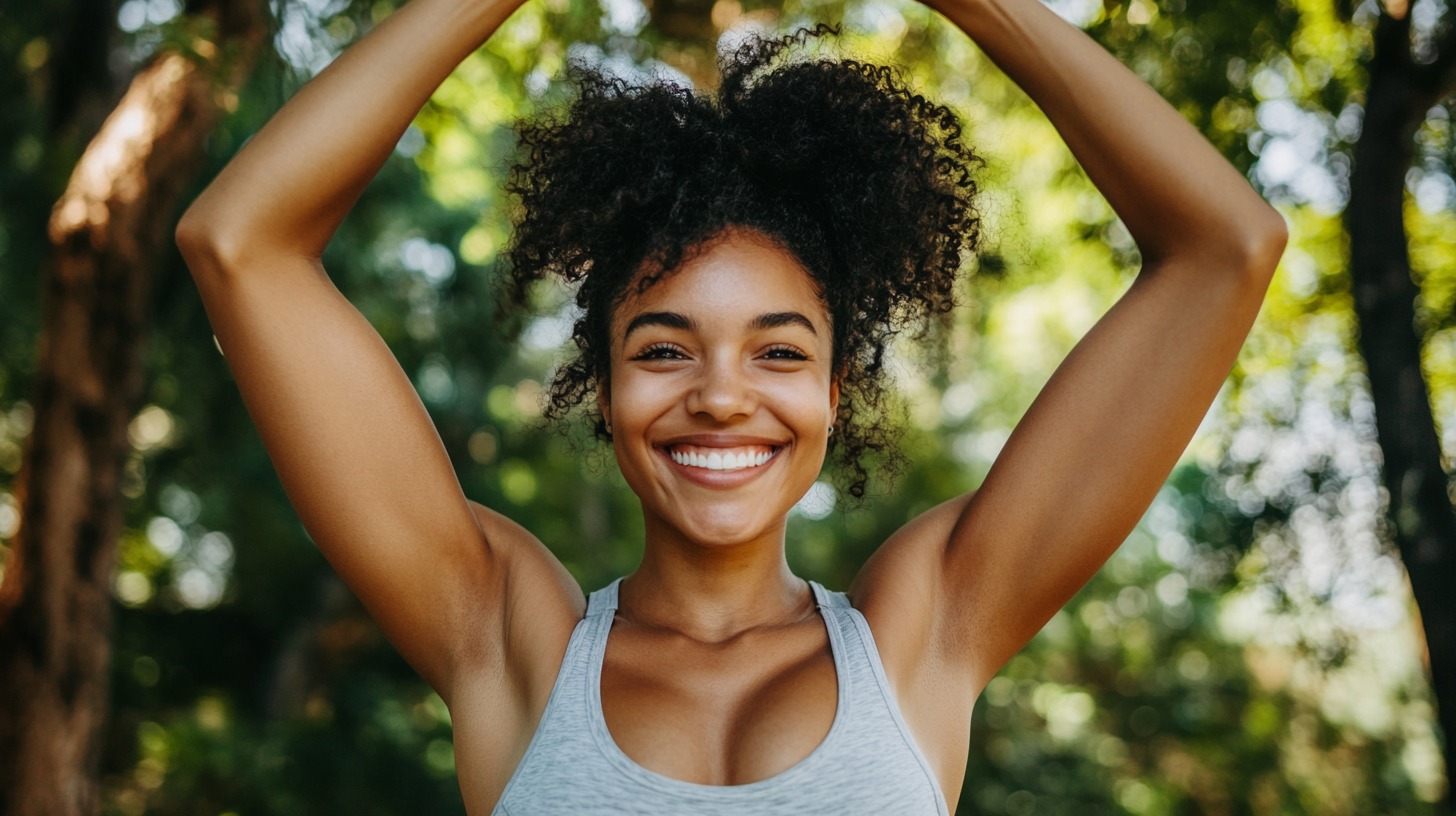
1145,206,1288,300
1147,205,1289,284
175,204,228,277
1236,206,1289,283
175,201,255,280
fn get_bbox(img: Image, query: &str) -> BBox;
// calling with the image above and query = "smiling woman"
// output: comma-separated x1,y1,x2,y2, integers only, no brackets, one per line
506,30,978,501
603,229,840,553
173,0,1286,812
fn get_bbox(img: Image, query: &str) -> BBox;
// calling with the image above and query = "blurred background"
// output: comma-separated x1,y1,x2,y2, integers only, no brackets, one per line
1,0,1453,813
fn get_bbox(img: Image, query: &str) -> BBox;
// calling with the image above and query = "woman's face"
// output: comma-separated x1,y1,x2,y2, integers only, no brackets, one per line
602,227,839,549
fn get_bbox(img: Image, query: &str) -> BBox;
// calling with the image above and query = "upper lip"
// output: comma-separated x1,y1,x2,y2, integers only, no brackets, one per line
656,433,788,449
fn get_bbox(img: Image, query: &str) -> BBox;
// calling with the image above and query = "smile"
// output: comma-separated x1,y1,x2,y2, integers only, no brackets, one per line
666,445,779,472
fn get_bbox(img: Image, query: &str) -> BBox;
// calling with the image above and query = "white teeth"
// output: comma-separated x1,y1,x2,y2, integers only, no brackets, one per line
668,447,777,472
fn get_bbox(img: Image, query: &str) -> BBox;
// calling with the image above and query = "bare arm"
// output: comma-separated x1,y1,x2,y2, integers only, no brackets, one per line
855,0,1287,694
176,0,582,702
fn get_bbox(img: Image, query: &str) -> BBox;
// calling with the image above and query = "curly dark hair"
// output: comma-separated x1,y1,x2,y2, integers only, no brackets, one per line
504,24,982,498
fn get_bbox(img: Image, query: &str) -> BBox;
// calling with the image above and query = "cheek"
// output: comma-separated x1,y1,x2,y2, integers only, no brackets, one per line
764,375,837,426
605,369,674,427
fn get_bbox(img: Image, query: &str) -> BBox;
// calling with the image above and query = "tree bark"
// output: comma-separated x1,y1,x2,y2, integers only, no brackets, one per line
1346,9,1456,810
0,3,265,814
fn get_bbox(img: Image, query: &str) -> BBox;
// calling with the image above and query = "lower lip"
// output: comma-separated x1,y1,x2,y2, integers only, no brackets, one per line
657,448,780,488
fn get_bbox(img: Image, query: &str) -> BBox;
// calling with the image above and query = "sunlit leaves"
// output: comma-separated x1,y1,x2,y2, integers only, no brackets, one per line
0,0,1447,811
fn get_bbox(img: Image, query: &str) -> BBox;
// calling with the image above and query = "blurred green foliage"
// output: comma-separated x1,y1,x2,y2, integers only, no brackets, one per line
1,0,1453,813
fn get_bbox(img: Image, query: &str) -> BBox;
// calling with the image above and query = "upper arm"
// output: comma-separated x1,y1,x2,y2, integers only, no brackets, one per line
859,239,1283,693
856,0,1291,699
946,248,1280,679
177,232,567,697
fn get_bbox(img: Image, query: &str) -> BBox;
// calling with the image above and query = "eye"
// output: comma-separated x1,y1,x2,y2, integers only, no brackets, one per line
762,344,809,362
631,342,688,361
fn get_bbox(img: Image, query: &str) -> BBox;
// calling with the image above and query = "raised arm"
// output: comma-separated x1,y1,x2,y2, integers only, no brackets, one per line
855,0,1287,693
175,0,583,702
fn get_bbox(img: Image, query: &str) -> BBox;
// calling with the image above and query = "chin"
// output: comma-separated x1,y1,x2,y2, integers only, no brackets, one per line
670,504,786,549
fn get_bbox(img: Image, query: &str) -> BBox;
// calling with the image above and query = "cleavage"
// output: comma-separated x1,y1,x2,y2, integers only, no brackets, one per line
598,614,839,786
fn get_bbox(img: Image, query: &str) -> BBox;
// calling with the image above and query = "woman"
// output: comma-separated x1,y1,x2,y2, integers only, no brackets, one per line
175,0,1286,811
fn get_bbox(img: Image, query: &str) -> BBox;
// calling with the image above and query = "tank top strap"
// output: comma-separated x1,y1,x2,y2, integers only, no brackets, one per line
809,579,850,611
807,578,950,815
585,577,622,618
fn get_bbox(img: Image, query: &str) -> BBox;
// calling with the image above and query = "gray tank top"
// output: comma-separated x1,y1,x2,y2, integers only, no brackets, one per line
491,578,950,815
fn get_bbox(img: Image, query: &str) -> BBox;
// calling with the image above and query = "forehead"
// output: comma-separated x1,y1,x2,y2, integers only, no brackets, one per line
613,230,828,331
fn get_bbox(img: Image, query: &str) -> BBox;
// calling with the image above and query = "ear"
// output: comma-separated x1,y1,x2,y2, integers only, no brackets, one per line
829,378,841,423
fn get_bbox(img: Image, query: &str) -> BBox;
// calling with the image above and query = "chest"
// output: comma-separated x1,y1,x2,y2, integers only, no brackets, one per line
598,617,838,786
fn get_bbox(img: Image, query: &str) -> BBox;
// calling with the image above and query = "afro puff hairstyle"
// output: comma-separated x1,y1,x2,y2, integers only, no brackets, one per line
505,24,982,499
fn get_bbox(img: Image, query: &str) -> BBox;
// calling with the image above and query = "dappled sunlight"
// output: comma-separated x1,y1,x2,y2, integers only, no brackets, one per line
1408,203,1456,463
0,0,1444,811
117,0,182,33
51,53,192,242
1043,0,1101,27
790,480,838,520
0,494,18,540
114,499,236,612
128,405,178,452
0,401,31,589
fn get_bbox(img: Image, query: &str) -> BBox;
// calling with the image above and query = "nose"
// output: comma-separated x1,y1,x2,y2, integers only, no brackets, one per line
684,353,756,422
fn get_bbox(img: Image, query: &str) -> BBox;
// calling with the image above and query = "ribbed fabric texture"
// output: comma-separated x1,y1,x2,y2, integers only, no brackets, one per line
492,579,949,815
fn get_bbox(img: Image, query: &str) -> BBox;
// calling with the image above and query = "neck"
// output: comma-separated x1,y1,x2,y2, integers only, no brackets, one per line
619,516,813,642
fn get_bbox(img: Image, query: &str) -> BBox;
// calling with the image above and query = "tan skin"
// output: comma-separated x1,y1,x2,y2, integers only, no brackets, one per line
597,230,842,787
176,0,1287,811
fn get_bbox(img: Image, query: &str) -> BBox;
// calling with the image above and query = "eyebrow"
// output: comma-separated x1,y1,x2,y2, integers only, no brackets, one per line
623,311,695,339
750,311,819,335
622,310,820,340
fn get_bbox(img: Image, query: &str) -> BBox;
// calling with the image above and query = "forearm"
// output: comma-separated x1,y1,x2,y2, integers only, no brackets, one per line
179,0,521,266
932,0,1284,267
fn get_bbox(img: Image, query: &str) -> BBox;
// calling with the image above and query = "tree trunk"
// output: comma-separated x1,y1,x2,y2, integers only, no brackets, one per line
0,3,265,814
1346,8,1456,810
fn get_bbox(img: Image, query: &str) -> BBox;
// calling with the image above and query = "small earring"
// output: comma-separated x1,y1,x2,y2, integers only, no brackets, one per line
827,424,835,436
